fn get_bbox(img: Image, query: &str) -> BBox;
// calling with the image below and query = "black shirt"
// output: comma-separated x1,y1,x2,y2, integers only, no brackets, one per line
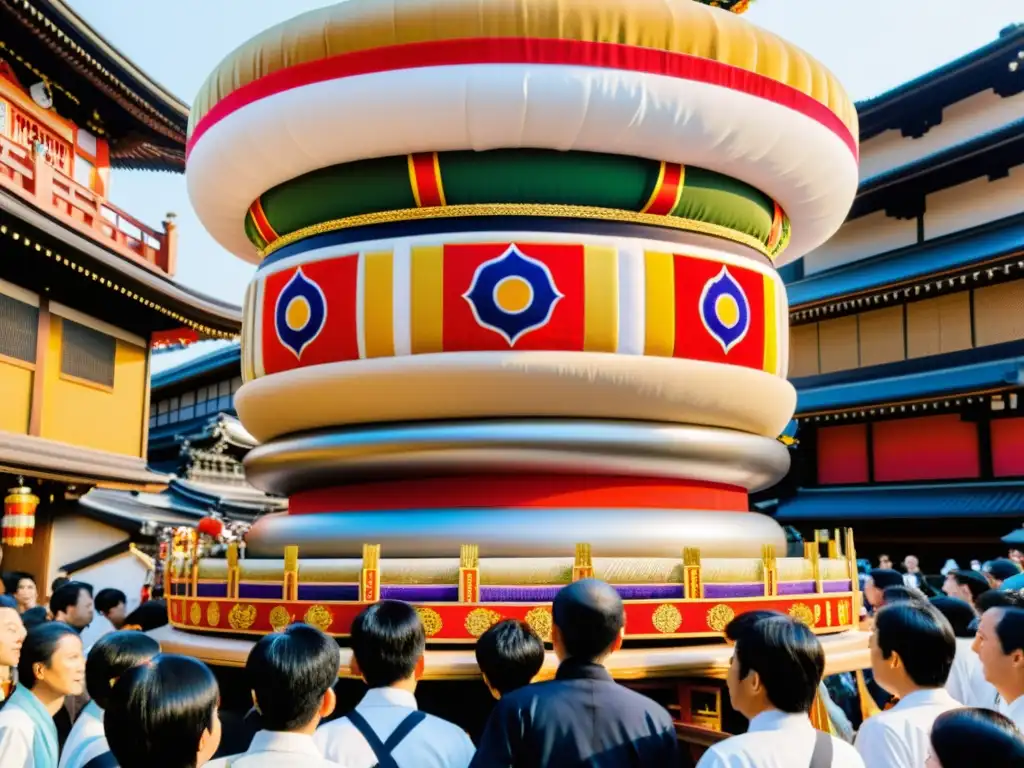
470,659,679,767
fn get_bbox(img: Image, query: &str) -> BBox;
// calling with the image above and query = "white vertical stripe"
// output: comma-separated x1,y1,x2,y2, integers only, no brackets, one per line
355,252,367,360
392,243,412,356
777,276,790,377
253,279,266,378
616,245,646,354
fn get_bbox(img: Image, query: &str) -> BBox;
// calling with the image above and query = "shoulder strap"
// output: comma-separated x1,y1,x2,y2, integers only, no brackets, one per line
346,709,396,768
346,710,426,768
809,729,834,768
383,711,427,752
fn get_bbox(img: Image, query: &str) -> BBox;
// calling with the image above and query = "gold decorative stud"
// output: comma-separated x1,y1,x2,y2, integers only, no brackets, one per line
652,604,683,634
706,604,735,632
228,603,257,630
465,608,503,638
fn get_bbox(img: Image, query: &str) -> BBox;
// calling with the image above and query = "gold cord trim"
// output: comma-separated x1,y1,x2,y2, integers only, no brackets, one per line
258,204,782,262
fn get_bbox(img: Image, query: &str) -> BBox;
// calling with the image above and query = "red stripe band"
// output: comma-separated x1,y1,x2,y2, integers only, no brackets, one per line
248,198,279,244
290,475,748,514
188,37,857,161
409,152,445,207
641,162,685,216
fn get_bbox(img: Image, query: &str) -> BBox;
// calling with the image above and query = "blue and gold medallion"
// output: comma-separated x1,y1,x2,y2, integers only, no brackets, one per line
274,268,327,359
699,266,750,353
463,245,563,345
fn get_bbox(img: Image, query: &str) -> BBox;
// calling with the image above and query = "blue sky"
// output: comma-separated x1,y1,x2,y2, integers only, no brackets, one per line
70,0,1022,308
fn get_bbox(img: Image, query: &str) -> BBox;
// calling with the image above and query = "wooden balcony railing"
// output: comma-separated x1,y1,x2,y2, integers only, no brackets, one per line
0,132,177,275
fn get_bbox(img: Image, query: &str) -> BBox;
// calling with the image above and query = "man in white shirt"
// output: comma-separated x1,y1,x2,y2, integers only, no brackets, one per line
696,612,864,768
931,596,999,710
973,606,1024,728
208,623,340,767
855,602,960,768
315,601,475,768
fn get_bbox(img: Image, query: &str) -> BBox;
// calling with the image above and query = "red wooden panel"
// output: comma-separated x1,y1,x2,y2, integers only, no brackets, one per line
873,415,979,482
817,424,869,485
993,418,1024,478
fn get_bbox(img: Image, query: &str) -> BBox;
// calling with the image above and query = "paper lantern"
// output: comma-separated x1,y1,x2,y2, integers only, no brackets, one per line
197,516,224,539
3,485,39,547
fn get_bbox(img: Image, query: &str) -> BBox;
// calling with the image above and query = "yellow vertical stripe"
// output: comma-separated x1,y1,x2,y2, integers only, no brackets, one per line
644,252,675,356
363,251,395,358
410,245,444,354
241,281,256,381
763,272,778,374
583,246,618,352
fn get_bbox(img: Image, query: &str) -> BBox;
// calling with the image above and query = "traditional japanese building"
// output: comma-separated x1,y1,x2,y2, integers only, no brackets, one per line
770,25,1024,565
0,0,241,588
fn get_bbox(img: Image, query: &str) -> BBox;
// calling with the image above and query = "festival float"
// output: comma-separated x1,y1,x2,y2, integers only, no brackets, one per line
158,0,866,739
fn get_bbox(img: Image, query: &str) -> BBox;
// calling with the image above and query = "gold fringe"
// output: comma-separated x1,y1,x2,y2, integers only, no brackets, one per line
258,203,779,262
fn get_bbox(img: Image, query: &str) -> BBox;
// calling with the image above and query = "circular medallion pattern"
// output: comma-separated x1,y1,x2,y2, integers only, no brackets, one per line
229,603,258,630
189,602,201,626
706,604,736,633
465,608,504,638
788,603,816,626
415,607,443,638
652,604,683,634
269,606,292,632
207,602,221,627
304,605,334,632
525,606,553,642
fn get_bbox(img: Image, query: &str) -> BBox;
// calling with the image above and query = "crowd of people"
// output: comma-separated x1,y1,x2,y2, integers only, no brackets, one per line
0,564,1022,766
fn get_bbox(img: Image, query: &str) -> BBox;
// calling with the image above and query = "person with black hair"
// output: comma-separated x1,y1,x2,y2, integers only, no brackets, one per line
983,558,1023,589
696,614,863,767
931,596,998,710
0,622,85,767
60,630,160,768
942,569,991,610
316,601,474,767
881,585,928,606
51,582,94,633
2,573,37,614
927,707,1024,767
0,594,25,703
472,579,678,767
209,624,339,767
475,619,545,699
105,654,221,768
855,602,959,768
121,599,169,633
974,606,1024,728
864,569,905,612
79,589,124,652
19,606,49,631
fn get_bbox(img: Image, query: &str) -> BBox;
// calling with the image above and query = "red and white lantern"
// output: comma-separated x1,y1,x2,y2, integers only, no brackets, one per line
3,484,38,547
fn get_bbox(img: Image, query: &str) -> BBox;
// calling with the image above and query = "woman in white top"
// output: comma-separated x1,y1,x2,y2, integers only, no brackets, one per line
60,630,160,768
0,622,86,768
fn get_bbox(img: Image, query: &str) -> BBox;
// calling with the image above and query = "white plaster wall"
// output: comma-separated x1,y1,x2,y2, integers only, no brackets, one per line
48,516,128,589
72,552,147,615
802,210,917,276
925,167,1024,240
860,90,1024,179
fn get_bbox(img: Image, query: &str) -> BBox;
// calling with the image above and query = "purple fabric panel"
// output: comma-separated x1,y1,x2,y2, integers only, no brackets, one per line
298,584,359,601
777,581,816,596
171,583,188,596
195,583,227,598
702,583,765,598
239,583,285,599
823,580,852,593
380,585,459,602
479,584,683,602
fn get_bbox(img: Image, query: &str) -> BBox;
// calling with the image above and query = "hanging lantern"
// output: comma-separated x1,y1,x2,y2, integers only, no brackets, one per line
197,515,224,539
3,481,39,547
